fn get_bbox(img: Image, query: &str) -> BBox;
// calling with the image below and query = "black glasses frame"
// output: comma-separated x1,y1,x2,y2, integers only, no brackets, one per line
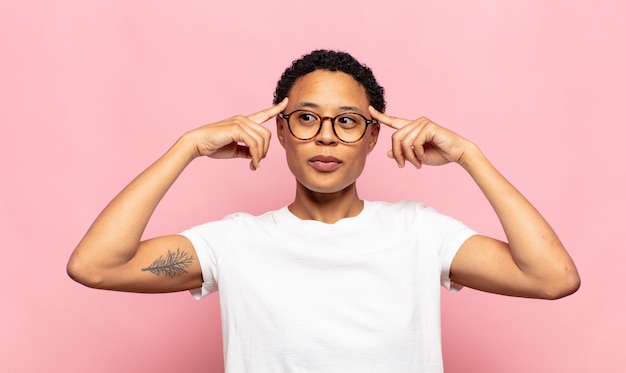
278,110,378,143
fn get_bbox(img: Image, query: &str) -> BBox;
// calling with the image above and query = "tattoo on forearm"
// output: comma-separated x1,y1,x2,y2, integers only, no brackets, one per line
141,248,194,278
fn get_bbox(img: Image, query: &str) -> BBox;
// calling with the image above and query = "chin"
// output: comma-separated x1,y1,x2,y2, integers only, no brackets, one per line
298,179,357,195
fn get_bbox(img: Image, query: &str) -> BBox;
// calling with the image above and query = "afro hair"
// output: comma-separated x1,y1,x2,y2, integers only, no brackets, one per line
273,50,386,113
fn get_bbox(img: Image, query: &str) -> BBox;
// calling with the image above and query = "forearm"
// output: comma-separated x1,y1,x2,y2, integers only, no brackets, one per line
70,136,197,270
459,144,579,291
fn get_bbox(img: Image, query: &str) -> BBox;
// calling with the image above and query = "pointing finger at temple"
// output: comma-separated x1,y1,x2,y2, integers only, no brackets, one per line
248,98,289,124
368,106,412,129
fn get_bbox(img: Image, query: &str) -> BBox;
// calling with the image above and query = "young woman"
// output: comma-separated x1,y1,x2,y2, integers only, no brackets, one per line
68,50,579,372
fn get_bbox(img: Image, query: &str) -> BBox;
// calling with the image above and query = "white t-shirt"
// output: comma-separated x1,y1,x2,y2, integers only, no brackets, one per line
181,200,476,373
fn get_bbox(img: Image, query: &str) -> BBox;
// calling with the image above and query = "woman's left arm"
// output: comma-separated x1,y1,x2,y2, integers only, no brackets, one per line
369,108,580,299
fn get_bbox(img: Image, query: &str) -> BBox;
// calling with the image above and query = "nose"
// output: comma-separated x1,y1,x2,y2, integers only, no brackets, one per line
315,117,339,145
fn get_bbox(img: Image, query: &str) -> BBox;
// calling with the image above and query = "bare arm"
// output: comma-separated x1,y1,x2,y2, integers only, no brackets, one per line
67,99,288,292
450,146,580,299
370,109,580,299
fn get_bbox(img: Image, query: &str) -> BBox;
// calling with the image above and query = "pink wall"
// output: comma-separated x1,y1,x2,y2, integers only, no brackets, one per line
2,1,624,372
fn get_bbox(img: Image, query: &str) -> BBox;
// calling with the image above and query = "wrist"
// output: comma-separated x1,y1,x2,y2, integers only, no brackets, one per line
457,142,487,172
175,131,204,162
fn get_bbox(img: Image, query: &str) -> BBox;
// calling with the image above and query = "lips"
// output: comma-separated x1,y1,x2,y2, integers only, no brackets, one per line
308,155,343,172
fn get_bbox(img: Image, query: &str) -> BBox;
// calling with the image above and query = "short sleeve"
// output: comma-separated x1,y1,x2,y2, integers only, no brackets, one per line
179,216,239,300
418,204,477,292
179,228,218,299
440,231,476,292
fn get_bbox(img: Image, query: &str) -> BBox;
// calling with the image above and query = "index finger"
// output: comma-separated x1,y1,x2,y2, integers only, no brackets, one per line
368,106,412,130
248,97,289,124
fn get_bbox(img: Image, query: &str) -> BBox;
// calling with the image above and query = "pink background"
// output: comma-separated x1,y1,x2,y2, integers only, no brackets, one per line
2,1,624,372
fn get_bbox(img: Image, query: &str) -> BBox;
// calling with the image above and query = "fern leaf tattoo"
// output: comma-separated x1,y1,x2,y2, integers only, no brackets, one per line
142,248,194,278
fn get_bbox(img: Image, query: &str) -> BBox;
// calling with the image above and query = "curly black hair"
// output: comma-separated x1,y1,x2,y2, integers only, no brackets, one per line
273,50,386,113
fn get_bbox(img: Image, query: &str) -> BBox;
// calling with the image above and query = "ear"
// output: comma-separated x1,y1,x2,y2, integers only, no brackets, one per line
276,117,286,148
367,122,380,153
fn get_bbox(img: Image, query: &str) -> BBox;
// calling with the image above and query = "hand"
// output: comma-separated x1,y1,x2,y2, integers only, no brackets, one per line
369,106,474,169
186,98,288,170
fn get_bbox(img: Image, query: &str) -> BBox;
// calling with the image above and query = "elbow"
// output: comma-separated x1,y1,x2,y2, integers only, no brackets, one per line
540,268,581,300
66,254,106,289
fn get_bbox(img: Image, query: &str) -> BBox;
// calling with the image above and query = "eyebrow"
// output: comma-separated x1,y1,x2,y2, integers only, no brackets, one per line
294,102,364,113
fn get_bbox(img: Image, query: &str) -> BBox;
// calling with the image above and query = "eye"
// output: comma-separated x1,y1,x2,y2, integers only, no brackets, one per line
335,113,361,129
296,111,320,126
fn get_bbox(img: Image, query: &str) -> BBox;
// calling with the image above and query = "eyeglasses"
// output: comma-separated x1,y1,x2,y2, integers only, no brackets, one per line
278,110,377,143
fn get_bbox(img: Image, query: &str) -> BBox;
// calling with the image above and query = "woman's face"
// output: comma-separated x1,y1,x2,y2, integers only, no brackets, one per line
277,69,379,194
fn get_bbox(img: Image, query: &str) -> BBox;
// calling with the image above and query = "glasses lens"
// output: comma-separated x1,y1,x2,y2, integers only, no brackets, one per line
288,111,320,140
334,113,367,143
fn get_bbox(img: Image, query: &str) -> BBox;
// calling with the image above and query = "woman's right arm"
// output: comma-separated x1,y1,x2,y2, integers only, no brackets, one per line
66,99,287,293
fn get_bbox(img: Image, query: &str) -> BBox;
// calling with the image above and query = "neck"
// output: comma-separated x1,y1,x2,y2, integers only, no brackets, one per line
289,182,364,224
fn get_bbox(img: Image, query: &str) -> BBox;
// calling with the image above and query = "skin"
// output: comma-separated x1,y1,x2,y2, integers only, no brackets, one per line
276,70,380,223
67,101,287,292
368,109,580,298
67,69,580,299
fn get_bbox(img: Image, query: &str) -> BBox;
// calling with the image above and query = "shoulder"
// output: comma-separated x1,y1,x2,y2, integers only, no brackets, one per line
367,199,425,210
366,199,475,236
365,199,429,219
182,207,286,236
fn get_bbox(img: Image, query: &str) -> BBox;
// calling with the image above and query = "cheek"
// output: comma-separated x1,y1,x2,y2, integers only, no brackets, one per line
351,149,369,175
282,141,304,173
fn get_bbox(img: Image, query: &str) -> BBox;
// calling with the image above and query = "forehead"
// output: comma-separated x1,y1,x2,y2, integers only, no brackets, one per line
287,70,369,112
